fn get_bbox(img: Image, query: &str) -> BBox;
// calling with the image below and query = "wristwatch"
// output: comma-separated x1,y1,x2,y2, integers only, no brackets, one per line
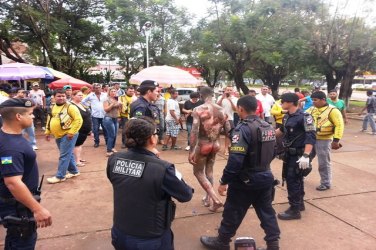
302,153,310,158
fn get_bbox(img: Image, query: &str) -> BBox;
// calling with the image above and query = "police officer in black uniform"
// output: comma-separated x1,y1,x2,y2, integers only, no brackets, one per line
129,80,160,125
0,98,52,249
107,117,193,250
277,93,316,220
200,95,280,250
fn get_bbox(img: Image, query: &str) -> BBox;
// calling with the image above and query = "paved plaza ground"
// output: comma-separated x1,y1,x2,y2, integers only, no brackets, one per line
1,117,376,249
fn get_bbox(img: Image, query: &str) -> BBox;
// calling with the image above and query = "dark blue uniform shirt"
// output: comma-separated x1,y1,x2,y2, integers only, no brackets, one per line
130,97,160,124
0,130,39,198
221,116,274,189
282,109,316,148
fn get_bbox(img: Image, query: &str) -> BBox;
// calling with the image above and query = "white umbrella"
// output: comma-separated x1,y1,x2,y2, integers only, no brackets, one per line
129,65,201,88
0,63,53,80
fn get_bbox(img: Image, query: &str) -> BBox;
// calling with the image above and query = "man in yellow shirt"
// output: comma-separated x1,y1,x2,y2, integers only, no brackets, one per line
119,86,137,148
271,99,287,129
45,89,83,184
306,91,344,191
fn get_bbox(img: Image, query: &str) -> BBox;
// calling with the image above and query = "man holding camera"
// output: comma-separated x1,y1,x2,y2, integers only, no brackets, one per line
217,86,238,155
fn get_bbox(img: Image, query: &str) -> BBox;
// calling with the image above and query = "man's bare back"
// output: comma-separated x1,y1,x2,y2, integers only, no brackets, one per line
189,88,230,212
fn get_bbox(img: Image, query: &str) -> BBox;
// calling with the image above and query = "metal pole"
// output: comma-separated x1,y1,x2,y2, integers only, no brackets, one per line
146,33,149,68
142,22,152,68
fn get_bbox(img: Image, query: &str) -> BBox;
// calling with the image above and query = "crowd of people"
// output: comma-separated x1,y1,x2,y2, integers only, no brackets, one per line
1,79,375,250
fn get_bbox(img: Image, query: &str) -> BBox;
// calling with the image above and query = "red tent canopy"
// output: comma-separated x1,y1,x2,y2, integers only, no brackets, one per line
49,78,92,90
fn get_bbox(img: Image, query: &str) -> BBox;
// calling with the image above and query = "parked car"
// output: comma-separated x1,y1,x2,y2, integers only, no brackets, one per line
162,87,198,103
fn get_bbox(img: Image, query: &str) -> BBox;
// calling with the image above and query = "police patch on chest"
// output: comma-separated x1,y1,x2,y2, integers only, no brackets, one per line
112,158,145,178
232,134,240,143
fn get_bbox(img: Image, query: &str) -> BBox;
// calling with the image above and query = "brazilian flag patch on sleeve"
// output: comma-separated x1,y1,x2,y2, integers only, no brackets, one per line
1,156,13,165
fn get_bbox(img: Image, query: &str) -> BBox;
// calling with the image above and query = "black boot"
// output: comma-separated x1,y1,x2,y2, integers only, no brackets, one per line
256,240,279,250
278,207,301,220
200,236,230,250
300,202,305,211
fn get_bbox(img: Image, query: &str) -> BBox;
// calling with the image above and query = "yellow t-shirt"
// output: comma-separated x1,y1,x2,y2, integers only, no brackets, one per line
306,105,344,140
45,103,83,139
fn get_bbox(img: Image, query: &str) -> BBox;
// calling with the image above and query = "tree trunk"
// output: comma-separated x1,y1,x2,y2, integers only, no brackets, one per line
233,68,248,95
339,73,355,107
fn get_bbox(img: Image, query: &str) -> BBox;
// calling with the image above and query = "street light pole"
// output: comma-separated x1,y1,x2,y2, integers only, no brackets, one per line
142,21,152,68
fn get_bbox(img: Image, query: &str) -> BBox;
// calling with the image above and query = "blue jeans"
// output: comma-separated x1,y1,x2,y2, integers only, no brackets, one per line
55,134,79,179
111,226,173,250
186,123,192,146
92,117,108,145
362,113,376,132
103,116,118,152
120,117,128,145
23,123,37,147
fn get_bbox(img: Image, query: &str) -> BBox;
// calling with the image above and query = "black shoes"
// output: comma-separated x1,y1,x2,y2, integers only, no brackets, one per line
278,207,301,220
94,143,99,148
257,240,280,250
200,236,230,250
316,184,330,191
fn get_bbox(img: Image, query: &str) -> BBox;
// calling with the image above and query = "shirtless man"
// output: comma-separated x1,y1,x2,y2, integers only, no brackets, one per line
189,87,231,212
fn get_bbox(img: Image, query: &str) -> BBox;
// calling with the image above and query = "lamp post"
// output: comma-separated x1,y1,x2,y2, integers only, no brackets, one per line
142,21,152,68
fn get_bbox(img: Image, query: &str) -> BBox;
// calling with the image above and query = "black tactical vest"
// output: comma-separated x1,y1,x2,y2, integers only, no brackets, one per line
108,150,170,238
245,117,276,172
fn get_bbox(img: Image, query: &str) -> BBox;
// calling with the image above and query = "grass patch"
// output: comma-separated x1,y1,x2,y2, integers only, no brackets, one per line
350,100,365,107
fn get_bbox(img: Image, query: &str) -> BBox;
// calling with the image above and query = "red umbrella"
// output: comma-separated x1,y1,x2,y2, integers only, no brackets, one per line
49,78,92,90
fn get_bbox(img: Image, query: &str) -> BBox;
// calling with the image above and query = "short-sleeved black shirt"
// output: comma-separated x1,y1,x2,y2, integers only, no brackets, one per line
183,99,204,124
0,130,39,198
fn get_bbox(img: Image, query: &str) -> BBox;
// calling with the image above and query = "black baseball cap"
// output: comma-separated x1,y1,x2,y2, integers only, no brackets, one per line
138,80,159,91
0,98,35,108
281,93,299,103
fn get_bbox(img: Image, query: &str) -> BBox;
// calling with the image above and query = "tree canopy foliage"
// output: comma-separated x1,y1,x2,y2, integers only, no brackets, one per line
0,0,375,101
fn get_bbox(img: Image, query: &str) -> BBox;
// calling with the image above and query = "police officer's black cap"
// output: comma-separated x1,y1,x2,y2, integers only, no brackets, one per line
138,80,159,90
281,93,299,103
0,98,34,108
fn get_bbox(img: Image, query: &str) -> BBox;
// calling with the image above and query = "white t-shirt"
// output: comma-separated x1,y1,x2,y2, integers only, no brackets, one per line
165,98,181,121
29,89,45,106
256,94,275,117
219,96,238,121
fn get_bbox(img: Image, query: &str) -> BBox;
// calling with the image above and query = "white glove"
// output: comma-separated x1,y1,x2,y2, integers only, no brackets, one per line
296,156,310,169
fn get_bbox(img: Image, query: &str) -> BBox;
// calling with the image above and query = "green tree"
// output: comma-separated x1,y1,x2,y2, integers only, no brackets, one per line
0,0,107,74
105,0,192,80
311,14,376,103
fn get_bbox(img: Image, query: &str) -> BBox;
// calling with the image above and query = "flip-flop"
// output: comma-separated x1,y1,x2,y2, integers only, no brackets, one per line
80,160,87,163
77,162,86,167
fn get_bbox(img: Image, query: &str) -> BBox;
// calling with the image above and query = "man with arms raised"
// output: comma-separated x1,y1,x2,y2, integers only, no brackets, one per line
189,87,230,212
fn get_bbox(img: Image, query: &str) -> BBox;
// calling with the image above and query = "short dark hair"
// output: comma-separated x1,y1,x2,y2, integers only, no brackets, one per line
294,87,300,92
53,89,66,96
200,87,214,99
311,91,327,100
328,89,337,93
125,117,156,148
190,92,200,99
249,89,256,94
366,90,373,96
170,89,177,95
139,86,157,95
0,107,32,121
237,95,257,113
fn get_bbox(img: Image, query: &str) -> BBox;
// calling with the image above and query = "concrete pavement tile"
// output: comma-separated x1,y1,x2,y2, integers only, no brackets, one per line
309,192,376,238
36,230,113,250
39,172,113,239
173,203,376,250
332,151,376,175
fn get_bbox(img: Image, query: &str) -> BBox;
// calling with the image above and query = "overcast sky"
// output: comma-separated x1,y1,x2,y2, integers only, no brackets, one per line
175,0,375,25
